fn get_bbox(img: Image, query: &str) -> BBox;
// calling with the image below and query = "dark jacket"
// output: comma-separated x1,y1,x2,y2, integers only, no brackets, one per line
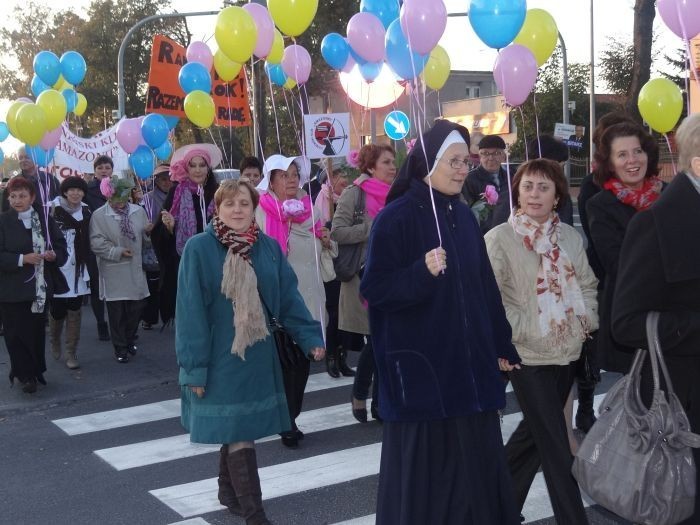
585,188,639,373
463,165,574,232
577,173,604,283
0,171,60,213
612,174,700,520
0,209,68,303
84,179,107,213
360,178,520,422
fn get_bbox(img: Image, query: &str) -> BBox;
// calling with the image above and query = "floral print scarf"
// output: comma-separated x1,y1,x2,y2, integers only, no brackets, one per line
29,210,47,313
510,210,589,349
603,176,662,211
171,179,215,256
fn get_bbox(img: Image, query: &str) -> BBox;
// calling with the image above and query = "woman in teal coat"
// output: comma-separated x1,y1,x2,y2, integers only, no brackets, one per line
176,179,325,525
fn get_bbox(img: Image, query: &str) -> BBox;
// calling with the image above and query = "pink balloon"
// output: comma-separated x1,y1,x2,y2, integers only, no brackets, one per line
493,44,538,107
40,126,63,150
186,41,214,71
657,0,700,40
342,54,357,73
243,3,274,59
347,12,386,63
281,45,312,85
400,0,447,55
116,118,142,154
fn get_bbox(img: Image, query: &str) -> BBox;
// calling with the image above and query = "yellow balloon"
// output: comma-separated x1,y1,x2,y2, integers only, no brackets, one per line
36,89,67,130
215,6,257,64
6,100,27,139
75,93,88,116
266,29,284,64
53,75,73,92
283,77,297,90
214,50,242,82
423,45,451,91
513,9,558,67
638,78,683,134
268,0,318,37
16,103,48,146
184,90,216,128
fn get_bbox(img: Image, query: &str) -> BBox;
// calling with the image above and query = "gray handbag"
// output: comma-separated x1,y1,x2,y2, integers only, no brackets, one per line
572,311,700,525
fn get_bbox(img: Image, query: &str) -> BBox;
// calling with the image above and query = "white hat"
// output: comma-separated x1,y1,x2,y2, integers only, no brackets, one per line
259,154,311,191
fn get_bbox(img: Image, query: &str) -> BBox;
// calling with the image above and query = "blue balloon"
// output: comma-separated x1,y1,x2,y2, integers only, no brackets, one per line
33,51,61,87
25,144,55,166
141,113,169,149
359,61,383,83
60,51,87,85
321,33,350,70
163,115,179,130
265,62,287,87
469,0,526,49
129,145,156,180
62,88,78,112
0,122,9,142
0,148,4,166
178,62,212,94
31,75,50,98
348,45,368,67
360,0,400,30
154,140,173,161
385,19,426,80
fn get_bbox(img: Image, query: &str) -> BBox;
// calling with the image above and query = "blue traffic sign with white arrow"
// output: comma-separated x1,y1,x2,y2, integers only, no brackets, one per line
384,110,410,141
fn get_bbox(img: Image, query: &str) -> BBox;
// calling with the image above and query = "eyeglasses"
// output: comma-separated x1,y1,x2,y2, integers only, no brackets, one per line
442,158,470,170
479,150,503,158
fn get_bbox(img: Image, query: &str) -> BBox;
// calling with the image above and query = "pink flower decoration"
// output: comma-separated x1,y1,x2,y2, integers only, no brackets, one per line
282,198,305,219
100,177,114,199
406,138,416,152
482,184,499,206
347,149,360,168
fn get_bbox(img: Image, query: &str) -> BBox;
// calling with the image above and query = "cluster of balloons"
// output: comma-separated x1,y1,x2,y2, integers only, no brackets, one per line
180,41,217,129
1,50,89,166
320,0,451,90
116,114,177,179
0,122,9,166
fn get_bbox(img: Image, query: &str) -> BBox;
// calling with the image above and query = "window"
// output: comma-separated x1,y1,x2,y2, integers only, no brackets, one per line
465,85,480,99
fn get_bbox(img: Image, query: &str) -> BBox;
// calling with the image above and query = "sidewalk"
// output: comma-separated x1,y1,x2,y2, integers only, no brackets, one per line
0,305,179,417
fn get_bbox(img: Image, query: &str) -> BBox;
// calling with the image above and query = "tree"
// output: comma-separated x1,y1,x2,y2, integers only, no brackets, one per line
599,37,635,96
625,0,656,122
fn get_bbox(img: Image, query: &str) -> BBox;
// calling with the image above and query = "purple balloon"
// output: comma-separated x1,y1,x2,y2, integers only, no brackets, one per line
342,54,357,73
657,0,700,40
347,12,386,63
281,45,312,85
186,41,213,71
40,126,63,150
493,44,538,107
116,118,142,154
400,0,447,55
243,3,275,59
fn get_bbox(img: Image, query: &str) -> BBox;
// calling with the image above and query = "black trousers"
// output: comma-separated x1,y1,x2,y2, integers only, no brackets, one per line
324,280,341,354
281,358,310,432
90,276,106,325
50,296,83,320
352,337,378,409
106,299,146,351
0,302,47,384
506,363,588,525
142,270,161,325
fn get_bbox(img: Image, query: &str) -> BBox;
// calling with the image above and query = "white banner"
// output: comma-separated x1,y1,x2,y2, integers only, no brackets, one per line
53,122,130,179
303,113,350,158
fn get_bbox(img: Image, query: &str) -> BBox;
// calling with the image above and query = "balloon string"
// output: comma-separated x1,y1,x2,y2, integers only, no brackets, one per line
532,90,542,157
437,89,443,118
243,66,262,162
505,149,514,223
518,107,529,161
676,1,700,107
664,133,677,175
268,75,282,152
29,147,53,249
282,87,303,153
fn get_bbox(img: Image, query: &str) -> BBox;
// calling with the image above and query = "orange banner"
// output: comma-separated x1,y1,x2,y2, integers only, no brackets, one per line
146,35,251,127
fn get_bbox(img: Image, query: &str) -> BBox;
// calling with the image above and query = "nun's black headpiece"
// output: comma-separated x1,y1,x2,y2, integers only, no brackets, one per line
387,119,470,203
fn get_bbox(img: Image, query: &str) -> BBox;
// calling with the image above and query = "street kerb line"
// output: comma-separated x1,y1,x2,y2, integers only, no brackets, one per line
51,370,356,436
149,395,605,519
94,402,365,471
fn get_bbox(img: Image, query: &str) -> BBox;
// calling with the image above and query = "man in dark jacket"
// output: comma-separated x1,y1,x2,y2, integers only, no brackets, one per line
462,135,510,233
613,116,700,523
84,155,113,212
0,147,60,212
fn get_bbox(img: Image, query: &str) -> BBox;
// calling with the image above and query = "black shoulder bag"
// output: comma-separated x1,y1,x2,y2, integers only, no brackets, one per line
258,291,308,369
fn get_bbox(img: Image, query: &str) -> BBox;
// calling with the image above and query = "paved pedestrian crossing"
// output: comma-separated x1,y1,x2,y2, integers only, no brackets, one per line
51,368,619,525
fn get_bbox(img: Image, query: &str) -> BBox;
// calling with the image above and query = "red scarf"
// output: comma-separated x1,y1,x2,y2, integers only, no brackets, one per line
356,177,391,218
603,177,662,211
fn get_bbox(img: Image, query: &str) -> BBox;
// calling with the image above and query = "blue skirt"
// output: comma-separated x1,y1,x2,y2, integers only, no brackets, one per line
376,411,519,525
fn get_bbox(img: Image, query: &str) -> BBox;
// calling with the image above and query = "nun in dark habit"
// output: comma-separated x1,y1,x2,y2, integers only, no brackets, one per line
360,120,521,524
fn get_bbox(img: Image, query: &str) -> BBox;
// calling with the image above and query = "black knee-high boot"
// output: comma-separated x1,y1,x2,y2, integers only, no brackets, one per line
226,447,271,525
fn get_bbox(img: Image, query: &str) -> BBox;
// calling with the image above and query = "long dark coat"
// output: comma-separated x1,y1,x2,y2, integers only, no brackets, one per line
612,173,700,523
